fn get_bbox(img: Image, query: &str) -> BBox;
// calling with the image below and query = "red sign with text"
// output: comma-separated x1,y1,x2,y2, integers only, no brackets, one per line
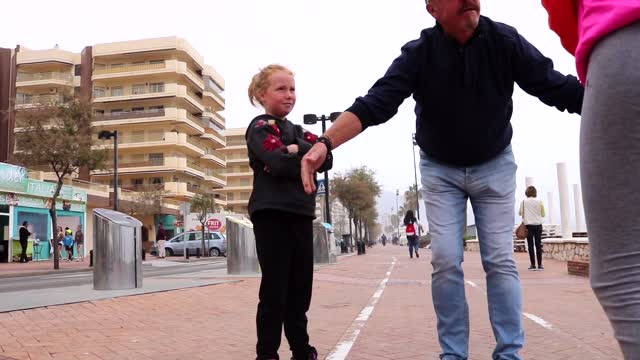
206,218,223,231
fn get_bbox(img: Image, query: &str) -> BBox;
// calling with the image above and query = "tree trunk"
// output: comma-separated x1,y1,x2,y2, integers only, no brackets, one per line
49,206,59,270
201,224,207,257
348,216,353,245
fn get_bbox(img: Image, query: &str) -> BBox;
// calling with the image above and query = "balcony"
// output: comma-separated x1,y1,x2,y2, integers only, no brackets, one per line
93,61,166,76
225,153,249,164
203,85,225,111
202,148,226,167
224,184,253,191
93,83,204,111
205,169,226,187
95,108,166,122
15,94,65,108
203,108,225,128
16,72,73,87
97,131,205,157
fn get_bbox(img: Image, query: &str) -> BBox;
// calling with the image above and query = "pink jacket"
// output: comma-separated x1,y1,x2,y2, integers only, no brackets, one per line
543,0,640,83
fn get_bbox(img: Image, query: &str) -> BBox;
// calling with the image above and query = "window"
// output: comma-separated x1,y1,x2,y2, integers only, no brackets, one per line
149,153,164,166
209,233,221,240
94,109,105,116
130,154,145,163
131,107,144,112
132,84,146,95
131,131,145,142
240,192,250,200
149,83,164,93
131,178,144,186
149,105,164,111
240,179,250,186
93,87,105,98
150,60,164,64
74,65,81,76
111,109,123,115
151,177,163,185
110,86,123,96
227,193,234,201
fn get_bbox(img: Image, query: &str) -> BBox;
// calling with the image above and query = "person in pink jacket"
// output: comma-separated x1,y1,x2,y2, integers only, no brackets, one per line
543,1,640,358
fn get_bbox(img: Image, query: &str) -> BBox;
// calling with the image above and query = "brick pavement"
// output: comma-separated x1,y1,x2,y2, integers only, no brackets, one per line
0,246,623,359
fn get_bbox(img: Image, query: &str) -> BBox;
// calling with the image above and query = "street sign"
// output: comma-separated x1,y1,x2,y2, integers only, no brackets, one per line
317,179,326,196
206,218,223,231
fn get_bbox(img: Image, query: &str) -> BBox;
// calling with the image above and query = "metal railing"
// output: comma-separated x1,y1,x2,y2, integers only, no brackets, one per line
117,158,165,168
15,94,64,105
206,169,227,181
116,132,164,144
204,148,226,160
186,160,204,173
225,140,247,147
93,84,165,98
204,85,225,104
95,108,165,121
93,61,166,75
186,67,202,82
17,72,73,82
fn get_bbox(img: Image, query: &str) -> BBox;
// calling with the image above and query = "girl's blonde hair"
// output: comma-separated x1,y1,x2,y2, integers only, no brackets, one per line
248,64,294,107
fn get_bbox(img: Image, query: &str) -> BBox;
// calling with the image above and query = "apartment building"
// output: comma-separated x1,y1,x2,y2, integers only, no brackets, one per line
220,128,251,215
0,38,227,234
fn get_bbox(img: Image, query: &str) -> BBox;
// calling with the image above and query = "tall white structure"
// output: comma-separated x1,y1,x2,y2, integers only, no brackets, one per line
556,163,572,238
525,177,535,187
547,191,555,224
573,184,587,233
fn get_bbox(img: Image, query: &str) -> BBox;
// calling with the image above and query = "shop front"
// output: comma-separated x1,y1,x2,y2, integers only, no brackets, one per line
0,163,87,263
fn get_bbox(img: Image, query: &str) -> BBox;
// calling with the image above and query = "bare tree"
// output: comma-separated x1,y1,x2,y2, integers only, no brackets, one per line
190,191,218,257
122,185,168,220
12,99,108,269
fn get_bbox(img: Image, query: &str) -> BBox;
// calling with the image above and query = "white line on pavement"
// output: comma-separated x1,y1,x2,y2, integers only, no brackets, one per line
325,257,397,360
523,312,553,330
465,280,554,331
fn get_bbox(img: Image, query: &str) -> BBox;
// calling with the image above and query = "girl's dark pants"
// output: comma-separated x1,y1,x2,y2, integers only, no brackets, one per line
253,210,315,360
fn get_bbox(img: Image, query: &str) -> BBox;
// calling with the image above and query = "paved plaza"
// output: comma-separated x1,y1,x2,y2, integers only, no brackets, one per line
0,246,622,359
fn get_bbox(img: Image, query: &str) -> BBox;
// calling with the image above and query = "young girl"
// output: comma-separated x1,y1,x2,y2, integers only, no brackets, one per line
246,64,332,360
403,210,420,259
542,2,640,357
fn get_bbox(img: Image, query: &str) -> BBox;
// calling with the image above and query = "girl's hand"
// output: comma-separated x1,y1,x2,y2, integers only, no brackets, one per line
287,144,299,154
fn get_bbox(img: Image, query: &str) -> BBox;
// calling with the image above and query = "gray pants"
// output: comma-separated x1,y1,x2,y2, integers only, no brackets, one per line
580,21,640,359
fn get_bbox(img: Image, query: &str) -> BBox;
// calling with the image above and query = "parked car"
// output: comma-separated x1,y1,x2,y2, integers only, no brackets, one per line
163,231,226,257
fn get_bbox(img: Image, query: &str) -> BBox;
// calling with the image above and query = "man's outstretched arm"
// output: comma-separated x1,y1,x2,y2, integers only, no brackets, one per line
301,111,362,194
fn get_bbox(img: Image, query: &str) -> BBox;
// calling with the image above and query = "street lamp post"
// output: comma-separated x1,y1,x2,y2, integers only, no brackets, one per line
303,112,341,225
396,189,400,238
98,130,119,211
412,133,422,237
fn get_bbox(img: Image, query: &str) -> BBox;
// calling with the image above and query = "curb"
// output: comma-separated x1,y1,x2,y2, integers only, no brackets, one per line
0,263,154,279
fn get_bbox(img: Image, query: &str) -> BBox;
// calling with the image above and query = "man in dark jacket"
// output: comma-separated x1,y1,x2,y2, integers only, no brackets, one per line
19,221,31,263
301,1,583,359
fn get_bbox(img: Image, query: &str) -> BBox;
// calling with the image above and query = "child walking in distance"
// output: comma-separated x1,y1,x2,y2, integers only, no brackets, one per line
247,64,332,360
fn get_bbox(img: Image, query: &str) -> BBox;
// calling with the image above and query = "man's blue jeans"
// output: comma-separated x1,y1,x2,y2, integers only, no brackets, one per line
420,146,524,360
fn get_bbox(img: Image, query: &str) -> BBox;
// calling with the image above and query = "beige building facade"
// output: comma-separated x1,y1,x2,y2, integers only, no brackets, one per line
220,128,251,215
1,37,226,239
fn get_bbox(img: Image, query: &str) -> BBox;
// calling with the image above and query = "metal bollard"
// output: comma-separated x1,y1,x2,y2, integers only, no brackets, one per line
185,248,190,259
89,250,94,267
196,248,201,258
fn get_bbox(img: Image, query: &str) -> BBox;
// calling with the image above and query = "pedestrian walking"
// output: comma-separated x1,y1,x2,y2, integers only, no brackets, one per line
247,64,332,360
19,221,31,263
404,210,421,258
156,224,167,258
519,186,545,271
74,225,84,261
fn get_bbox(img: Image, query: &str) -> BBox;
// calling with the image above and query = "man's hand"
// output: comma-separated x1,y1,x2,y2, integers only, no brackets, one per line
301,142,328,194
287,144,299,154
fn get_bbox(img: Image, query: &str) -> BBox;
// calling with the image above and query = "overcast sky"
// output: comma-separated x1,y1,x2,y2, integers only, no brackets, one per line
1,0,584,227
